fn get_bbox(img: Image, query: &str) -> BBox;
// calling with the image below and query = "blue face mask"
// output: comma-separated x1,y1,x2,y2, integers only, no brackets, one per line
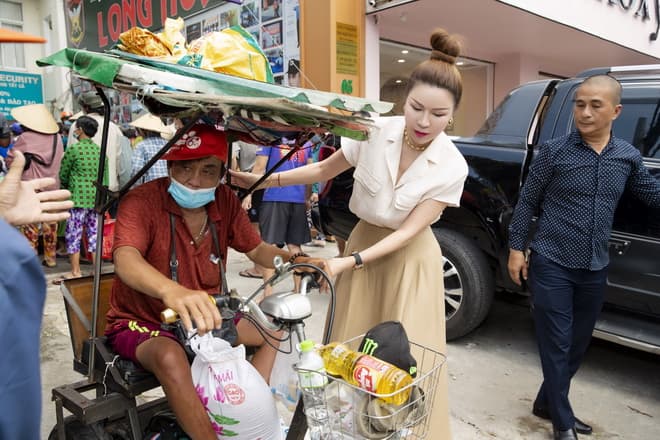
167,176,217,209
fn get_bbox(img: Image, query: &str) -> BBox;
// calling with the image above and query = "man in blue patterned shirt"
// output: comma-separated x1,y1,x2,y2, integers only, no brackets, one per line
508,75,660,440
130,113,170,185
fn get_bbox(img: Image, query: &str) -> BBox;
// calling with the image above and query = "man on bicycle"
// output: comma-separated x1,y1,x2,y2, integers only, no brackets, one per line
105,123,322,439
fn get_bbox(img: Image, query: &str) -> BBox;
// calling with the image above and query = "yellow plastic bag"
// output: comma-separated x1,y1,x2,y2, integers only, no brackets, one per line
186,26,274,83
157,17,187,58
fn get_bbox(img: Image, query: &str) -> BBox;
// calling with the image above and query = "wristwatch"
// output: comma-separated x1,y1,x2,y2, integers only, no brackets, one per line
351,251,364,270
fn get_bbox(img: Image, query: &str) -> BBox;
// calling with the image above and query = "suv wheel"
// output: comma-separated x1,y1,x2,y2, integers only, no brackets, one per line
433,228,494,340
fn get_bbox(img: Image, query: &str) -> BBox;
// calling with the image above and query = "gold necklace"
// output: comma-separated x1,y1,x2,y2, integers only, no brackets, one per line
403,128,432,151
193,215,208,243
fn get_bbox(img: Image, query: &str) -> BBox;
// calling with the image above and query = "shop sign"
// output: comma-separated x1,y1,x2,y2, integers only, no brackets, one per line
0,71,43,116
597,0,660,40
63,0,228,51
498,0,660,57
336,22,358,75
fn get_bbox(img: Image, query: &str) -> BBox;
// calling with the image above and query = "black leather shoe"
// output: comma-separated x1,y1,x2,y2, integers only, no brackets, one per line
554,427,578,440
533,406,593,435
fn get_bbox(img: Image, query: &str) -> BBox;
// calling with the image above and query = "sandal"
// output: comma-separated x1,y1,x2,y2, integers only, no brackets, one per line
239,269,262,279
52,273,82,285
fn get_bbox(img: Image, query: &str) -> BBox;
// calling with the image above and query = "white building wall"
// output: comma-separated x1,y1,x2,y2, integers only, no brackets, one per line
4,0,70,118
499,0,660,58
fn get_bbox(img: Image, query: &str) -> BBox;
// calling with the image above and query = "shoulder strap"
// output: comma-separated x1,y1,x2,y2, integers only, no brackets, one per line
168,212,228,296
209,223,229,296
168,213,179,282
25,134,59,167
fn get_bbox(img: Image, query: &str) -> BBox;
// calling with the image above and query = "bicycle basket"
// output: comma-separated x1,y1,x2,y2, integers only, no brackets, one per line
294,334,445,439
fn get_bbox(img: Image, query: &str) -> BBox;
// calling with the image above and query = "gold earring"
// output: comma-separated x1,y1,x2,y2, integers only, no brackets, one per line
448,118,454,125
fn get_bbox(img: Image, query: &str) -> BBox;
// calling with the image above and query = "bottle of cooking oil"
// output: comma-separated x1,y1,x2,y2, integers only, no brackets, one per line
318,342,412,405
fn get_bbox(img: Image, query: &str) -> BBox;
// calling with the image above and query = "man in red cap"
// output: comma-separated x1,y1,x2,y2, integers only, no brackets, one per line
105,124,323,439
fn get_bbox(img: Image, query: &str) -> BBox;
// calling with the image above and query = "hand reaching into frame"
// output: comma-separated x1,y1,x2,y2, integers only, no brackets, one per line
0,150,73,226
228,169,264,190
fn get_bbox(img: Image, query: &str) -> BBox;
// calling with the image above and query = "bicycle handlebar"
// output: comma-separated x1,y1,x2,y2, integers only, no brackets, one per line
159,257,323,334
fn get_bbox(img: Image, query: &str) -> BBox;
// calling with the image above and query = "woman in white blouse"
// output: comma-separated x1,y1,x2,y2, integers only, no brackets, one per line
231,28,467,439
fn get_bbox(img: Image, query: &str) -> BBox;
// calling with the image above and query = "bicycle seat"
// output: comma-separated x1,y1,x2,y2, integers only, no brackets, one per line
79,337,159,397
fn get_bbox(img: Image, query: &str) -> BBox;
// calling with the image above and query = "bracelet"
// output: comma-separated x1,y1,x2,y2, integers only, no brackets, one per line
351,251,364,270
288,252,309,264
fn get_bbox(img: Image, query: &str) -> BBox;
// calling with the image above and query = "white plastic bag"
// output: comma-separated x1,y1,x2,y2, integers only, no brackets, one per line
269,339,301,413
190,333,282,440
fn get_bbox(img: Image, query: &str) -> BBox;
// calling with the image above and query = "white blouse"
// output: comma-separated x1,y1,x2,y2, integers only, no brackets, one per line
341,116,468,230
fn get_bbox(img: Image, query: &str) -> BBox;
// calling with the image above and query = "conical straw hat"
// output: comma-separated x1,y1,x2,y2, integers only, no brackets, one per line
130,113,170,135
10,104,58,134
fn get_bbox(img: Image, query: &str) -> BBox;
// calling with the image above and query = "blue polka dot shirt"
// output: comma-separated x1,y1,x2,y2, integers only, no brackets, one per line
509,131,660,270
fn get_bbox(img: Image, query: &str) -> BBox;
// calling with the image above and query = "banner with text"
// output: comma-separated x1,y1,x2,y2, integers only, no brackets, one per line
0,71,44,117
64,0,228,51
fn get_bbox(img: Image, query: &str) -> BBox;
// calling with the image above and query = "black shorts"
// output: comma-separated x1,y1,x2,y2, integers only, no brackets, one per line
259,201,311,246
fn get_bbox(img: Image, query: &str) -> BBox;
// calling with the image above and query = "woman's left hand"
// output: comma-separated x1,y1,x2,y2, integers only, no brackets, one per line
318,257,355,292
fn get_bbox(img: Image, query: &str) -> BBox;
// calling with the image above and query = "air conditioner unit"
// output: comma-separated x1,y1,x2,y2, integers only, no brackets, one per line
366,0,418,14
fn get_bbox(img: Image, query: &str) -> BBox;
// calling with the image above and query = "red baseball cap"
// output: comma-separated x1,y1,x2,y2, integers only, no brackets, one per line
162,124,228,162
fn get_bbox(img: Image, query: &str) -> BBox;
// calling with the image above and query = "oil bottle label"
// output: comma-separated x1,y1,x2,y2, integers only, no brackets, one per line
352,356,388,393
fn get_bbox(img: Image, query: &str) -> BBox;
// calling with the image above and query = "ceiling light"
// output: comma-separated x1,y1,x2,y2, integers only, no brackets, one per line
456,61,465,66
401,50,409,54
395,79,402,84
397,59,406,63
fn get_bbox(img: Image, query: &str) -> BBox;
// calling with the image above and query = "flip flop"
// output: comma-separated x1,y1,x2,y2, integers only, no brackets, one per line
52,273,82,285
239,269,262,279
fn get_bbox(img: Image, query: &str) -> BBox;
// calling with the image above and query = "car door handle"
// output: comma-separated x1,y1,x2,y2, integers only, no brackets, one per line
608,238,631,256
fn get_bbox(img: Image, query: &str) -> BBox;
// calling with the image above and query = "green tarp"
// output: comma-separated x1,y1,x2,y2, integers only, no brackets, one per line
37,48,392,114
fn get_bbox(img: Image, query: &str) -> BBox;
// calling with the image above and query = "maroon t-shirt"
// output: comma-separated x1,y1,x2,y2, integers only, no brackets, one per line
105,178,261,331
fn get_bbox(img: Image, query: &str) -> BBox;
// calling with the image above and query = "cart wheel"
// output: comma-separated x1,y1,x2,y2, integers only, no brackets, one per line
47,417,113,440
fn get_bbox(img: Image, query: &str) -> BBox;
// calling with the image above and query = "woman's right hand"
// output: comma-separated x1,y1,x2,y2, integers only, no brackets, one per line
228,170,263,189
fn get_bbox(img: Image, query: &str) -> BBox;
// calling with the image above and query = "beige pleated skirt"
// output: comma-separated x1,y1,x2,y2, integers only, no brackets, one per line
327,220,451,439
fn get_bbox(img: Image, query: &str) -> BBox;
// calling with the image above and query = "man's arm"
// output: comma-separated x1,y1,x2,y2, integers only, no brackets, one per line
244,242,292,269
252,153,267,175
507,144,555,285
114,246,222,334
245,241,326,275
626,154,660,209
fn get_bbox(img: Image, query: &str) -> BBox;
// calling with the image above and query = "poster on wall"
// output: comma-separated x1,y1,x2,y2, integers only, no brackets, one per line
262,0,282,22
283,0,300,87
241,1,260,28
189,0,300,86
262,21,282,49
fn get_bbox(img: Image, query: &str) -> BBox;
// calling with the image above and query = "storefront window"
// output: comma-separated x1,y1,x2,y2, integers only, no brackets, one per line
0,1,25,69
379,40,493,137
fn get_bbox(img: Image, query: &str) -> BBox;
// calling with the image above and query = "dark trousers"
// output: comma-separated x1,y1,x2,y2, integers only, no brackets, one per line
528,252,607,430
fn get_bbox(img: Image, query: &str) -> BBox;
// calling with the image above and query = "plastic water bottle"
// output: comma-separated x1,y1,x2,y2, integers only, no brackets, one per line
297,339,331,439
318,342,413,405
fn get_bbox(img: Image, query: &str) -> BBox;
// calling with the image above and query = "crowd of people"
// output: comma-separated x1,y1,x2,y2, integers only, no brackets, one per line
1,25,659,440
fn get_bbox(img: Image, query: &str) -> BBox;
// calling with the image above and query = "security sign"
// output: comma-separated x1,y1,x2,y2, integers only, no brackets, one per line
0,71,44,117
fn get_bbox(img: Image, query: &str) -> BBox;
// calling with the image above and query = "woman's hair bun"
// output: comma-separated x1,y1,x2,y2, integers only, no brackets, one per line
429,28,461,65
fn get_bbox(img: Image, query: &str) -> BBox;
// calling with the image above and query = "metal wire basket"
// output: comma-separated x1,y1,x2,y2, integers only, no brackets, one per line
294,334,446,439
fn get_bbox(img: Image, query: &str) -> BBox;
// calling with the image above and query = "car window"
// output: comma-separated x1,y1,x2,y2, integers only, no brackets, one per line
613,83,660,160
610,83,660,238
